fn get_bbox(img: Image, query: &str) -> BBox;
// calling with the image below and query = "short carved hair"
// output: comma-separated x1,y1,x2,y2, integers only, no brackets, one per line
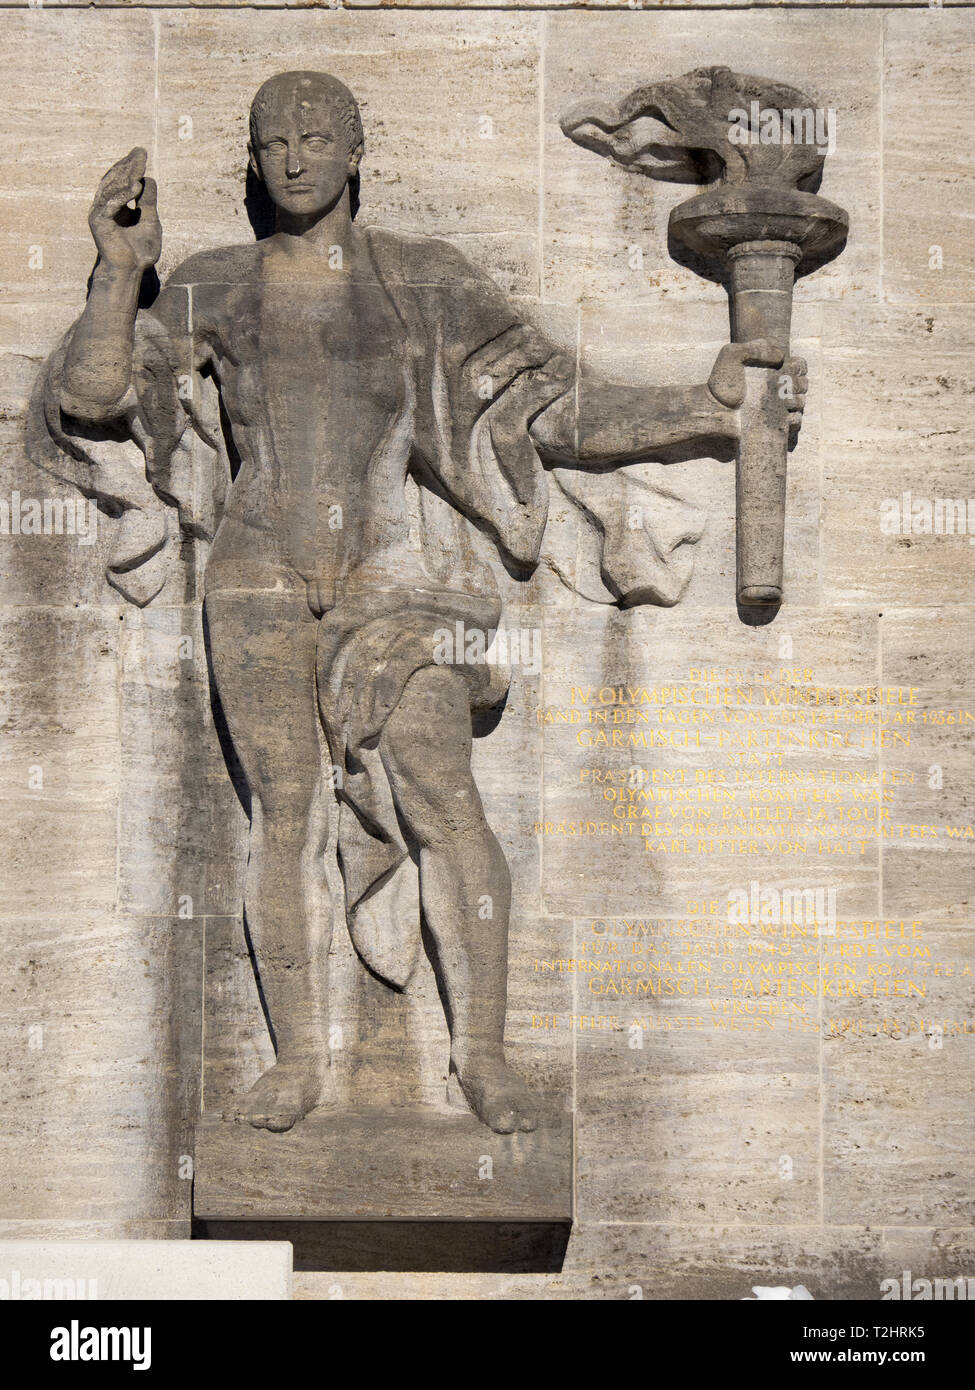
248,72,364,157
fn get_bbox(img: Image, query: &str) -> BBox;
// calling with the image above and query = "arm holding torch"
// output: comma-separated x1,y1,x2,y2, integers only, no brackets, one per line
530,338,807,469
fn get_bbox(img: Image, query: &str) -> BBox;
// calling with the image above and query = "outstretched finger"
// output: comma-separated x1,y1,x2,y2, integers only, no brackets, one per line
93,147,148,219
97,148,146,196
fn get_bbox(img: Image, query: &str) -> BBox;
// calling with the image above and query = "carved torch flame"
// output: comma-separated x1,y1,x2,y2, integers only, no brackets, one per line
561,66,848,618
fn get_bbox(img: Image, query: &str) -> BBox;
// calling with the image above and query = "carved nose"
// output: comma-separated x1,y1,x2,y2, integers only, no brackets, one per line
286,155,304,177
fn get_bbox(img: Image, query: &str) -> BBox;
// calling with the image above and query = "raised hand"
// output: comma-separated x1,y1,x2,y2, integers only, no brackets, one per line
88,147,161,274
61,149,161,422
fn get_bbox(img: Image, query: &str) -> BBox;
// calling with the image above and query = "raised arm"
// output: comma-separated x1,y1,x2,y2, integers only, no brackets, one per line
60,148,162,423
530,340,806,467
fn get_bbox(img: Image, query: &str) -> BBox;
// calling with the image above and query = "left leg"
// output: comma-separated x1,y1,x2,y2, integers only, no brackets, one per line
379,665,536,1134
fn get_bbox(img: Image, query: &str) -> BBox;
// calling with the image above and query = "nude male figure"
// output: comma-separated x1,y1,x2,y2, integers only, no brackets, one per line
54,72,805,1134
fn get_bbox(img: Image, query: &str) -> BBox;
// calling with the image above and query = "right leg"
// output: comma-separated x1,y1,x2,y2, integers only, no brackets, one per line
205,588,331,1132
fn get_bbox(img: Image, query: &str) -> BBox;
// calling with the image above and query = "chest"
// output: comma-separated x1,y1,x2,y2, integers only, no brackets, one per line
199,273,409,418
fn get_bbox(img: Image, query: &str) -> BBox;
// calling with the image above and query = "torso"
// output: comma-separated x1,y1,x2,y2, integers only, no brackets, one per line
183,231,412,607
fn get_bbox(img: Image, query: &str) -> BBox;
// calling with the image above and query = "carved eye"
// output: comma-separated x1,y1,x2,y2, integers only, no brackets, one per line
263,139,287,154
304,135,331,151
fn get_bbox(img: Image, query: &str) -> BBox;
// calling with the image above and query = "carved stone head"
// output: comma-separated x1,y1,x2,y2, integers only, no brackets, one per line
248,71,364,220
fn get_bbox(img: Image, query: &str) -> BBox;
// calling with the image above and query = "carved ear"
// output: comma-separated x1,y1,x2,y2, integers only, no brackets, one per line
247,145,262,182
348,140,364,177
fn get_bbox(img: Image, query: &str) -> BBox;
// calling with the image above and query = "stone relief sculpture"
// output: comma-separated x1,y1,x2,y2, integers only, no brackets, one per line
27,69,839,1137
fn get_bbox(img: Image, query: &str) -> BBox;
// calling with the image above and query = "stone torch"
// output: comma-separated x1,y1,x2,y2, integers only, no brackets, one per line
561,66,848,618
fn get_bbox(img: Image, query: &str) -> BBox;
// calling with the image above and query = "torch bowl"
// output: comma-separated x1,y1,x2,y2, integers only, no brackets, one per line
669,184,848,273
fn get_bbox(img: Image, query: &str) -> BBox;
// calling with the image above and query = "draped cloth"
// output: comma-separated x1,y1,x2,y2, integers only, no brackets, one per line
27,226,706,989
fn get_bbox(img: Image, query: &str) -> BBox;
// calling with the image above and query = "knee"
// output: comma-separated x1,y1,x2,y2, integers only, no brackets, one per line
399,775,501,858
423,784,489,849
250,781,319,845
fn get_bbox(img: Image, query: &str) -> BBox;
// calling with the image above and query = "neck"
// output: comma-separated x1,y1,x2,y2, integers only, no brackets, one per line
273,187,354,256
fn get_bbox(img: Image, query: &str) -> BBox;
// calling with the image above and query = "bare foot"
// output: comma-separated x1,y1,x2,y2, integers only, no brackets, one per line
228,1059,321,1133
453,1058,538,1134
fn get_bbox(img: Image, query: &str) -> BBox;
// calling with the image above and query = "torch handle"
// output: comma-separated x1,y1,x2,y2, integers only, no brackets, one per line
736,367,789,606
727,240,801,609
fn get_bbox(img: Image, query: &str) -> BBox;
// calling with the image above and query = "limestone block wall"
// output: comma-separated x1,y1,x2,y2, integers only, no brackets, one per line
0,2,973,1298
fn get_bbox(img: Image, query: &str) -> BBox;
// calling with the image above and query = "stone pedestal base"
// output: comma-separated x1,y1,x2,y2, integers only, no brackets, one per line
193,1104,573,1223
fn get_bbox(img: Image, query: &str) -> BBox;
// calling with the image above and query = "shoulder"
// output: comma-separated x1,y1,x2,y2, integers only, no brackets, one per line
165,243,263,288
362,226,496,290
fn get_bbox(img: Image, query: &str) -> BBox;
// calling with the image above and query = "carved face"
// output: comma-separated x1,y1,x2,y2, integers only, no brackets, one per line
250,81,360,220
